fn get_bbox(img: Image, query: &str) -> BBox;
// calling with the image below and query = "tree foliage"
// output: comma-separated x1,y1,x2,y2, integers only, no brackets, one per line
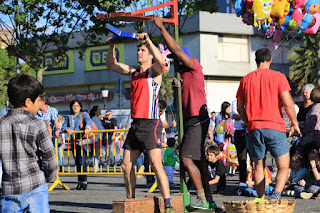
0,0,131,82
0,48,34,109
288,32,320,91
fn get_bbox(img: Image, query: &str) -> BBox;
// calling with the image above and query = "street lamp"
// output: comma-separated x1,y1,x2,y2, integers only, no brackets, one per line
101,85,109,110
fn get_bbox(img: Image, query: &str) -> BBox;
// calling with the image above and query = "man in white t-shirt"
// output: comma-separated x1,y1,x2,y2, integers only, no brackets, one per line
231,99,247,183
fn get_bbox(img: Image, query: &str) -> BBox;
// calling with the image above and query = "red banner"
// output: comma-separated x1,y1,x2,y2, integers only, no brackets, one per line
47,92,110,104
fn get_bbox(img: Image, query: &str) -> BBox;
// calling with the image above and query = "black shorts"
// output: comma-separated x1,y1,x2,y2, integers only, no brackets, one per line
123,119,163,152
180,116,209,161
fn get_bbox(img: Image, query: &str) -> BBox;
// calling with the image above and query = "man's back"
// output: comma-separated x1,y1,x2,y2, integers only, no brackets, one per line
236,68,291,133
0,109,56,195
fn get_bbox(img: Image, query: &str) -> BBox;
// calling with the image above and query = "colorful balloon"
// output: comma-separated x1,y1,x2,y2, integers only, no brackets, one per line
233,0,320,35
215,124,225,134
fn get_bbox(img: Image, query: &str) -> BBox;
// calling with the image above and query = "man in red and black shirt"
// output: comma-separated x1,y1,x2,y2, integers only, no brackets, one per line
106,33,174,212
155,16,217,210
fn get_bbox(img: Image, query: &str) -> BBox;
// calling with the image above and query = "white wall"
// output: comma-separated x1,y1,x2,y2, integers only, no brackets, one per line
205,80,240,113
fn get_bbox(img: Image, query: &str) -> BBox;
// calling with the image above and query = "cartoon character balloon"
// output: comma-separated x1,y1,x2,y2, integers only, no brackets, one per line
227,143,239,175
253,0,273,27
233,0,320,36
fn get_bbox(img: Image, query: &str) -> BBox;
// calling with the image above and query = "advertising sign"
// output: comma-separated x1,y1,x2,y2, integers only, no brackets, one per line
85,44,124,71
42,50,74,75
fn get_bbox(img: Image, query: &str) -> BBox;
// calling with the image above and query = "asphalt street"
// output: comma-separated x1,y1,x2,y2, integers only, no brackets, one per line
49,165,320,213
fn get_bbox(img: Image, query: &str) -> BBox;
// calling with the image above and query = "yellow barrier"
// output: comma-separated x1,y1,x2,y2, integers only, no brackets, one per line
49,129,157,192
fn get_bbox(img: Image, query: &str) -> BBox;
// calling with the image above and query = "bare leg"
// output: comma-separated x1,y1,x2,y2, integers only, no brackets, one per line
182,157,203,191
253,158,266,199
274,152,290,193
121,149,141,198
148,148,170,199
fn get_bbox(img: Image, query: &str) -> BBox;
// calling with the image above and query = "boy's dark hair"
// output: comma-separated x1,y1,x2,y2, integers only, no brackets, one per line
69,100,83,114
310,87,320,103
255,47,272,65
211,111,216,114
159,100,167,111
207,145,220,156
167,138,176,148
8,74,43,108
90,106,99,118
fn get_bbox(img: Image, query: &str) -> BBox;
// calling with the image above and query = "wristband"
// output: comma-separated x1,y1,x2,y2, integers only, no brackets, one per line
56,128,61,131
312,166,317,170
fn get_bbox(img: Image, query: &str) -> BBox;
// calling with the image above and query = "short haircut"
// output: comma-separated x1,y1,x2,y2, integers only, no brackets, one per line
8,74,43,108
302,84,315,93
138,42,151,54
255,47,272,65
69,99,82,114
207,145,220,156
211,111,216,114
159,100,167,111
310,87,320,103
167,138,176,148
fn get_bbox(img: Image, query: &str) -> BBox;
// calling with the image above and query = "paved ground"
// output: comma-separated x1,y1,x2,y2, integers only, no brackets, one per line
49,165,320,213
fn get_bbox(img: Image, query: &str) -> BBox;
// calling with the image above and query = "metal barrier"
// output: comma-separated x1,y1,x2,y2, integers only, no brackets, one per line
49,129,157,192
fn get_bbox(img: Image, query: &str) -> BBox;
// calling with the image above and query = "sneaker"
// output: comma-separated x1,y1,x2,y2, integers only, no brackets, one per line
165,205,175,213
290,190,295,197
191,197,209,209
300,192,313,199
237,189,243,196
209,201,218,209
285,190,293,196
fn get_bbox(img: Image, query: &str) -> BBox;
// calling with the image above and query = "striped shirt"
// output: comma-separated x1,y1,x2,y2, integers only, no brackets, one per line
0,109,57,195
130,68,160,119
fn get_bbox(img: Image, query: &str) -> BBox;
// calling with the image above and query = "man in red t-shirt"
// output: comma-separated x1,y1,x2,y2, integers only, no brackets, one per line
236,47,300,200
155,16,217,210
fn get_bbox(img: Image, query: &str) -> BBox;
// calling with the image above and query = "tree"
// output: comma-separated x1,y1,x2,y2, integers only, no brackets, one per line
0,0,133,82
288,32,320,91
0,48,34,109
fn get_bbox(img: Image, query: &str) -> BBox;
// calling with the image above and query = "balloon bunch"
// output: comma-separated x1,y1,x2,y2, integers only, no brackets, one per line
215,118,236,135
158,44,173,73
233,0,320,36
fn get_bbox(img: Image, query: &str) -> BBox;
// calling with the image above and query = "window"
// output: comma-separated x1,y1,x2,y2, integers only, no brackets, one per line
218,36,249,62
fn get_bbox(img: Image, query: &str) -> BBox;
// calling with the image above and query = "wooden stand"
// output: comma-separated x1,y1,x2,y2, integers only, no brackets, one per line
113,195,184,213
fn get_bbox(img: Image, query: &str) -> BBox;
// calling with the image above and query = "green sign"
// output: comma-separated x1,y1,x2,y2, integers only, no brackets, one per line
85,44,124,71
42,50,74,75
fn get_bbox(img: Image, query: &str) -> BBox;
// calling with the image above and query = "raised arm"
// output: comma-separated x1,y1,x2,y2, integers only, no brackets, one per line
138,33,166,77
155,16,193,69
106,38,137,75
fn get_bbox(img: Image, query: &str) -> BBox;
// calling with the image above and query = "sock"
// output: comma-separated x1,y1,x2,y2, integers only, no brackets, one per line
271,190,281,200
196,189,206,201
164,198,172,207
